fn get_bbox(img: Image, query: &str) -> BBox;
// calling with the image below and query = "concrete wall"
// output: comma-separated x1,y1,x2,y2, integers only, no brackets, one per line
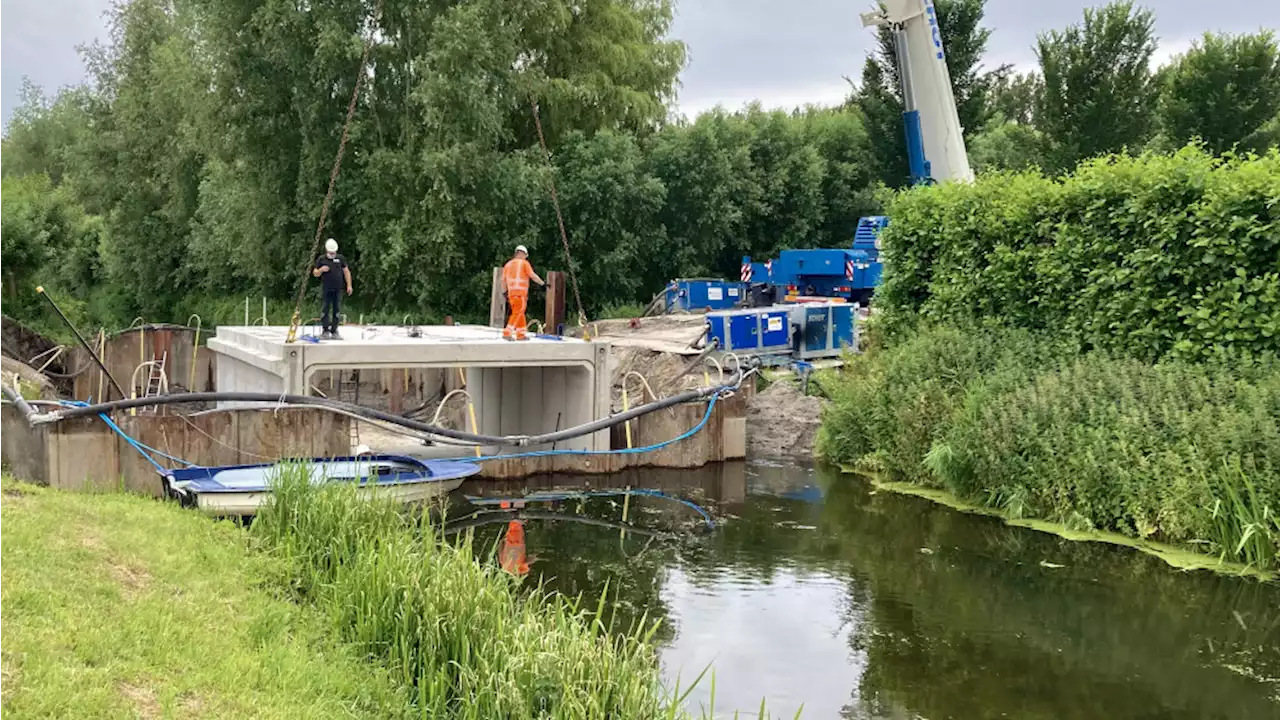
1,407,349,496
215,349,286,403
2,405,49,483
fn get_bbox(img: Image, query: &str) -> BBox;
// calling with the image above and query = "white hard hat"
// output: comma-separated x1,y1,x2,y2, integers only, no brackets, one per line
325,238,338,252
515,244,528,254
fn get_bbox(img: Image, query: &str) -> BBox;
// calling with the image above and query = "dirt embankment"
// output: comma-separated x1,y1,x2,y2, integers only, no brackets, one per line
746,379,826,462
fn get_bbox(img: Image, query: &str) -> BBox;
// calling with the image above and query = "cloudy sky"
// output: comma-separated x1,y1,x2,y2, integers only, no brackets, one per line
4,0,1278,126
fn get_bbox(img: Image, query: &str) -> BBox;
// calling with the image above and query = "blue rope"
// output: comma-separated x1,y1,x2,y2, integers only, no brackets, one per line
60,400,196,471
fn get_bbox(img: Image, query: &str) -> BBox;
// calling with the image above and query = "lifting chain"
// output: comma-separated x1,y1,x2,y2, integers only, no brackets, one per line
529,96,589,329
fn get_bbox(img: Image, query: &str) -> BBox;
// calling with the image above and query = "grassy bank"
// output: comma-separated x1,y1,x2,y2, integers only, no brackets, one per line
817,324,1280,574
1,472,724,717
0,477,410,718
251,468,701,718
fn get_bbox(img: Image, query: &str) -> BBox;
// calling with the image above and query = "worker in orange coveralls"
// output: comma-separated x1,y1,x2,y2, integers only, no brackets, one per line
500,245,545,341
498,519,531,576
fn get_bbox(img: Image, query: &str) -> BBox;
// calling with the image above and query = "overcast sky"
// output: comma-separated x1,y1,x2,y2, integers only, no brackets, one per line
4,0,1279,126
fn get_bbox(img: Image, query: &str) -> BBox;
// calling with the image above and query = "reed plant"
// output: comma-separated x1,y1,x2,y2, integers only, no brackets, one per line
251,466,710,718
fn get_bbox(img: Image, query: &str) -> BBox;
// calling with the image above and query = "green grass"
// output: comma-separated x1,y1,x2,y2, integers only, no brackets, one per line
595,303,648,320
251,466,710,718
0,476,411,718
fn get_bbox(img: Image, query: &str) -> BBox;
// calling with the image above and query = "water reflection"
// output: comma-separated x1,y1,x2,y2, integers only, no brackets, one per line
457,462,1280,719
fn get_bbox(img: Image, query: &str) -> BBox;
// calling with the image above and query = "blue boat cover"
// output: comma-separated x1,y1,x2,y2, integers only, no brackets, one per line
164,455,481,494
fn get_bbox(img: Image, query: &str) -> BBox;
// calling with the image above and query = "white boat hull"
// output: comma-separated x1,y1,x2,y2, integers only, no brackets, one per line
194,477,466,517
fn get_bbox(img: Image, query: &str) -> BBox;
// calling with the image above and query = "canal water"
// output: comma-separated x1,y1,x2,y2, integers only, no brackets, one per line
459,462,1280,719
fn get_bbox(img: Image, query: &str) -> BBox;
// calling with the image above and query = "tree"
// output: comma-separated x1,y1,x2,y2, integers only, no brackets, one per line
968,119,1047,173
186,0,687,312
853,58,909,188
0,174,105,328
1155,31,1280,154
644,110,761,290
987,71,1042,126
855,0,1003,187
800,108,882,244
1035,1,1157,171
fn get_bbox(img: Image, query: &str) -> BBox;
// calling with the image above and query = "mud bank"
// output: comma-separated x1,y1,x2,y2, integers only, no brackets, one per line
746,379,824,461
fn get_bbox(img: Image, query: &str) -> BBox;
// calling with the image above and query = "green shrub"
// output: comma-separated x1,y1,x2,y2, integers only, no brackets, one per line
817,323,1071,484
251,466,699,718
931,355,1279,565
877,145,1280,362
820,324,1280,571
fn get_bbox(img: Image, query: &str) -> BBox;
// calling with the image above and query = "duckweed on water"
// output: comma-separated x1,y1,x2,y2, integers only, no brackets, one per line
251,466,724,719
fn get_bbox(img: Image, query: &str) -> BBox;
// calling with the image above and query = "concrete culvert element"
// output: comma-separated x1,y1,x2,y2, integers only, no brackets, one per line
747,379,825,461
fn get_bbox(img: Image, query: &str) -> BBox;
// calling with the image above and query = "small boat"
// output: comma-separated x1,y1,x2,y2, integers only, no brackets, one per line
162,455,482,517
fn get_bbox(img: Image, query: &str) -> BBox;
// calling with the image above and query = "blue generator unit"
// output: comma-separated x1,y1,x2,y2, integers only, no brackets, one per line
788,302,857,360
705,307,793,354
664,279,746,312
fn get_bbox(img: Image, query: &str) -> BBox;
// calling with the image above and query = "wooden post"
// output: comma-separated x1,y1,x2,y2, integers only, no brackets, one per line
545,271,566,335
489,267,506,328
389,369,405,415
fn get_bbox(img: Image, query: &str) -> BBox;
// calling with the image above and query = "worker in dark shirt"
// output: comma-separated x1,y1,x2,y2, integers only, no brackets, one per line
312,238,352,339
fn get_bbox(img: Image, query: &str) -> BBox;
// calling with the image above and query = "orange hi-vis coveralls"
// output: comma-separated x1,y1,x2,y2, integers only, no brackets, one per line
502,258,534,340
498,520,530,576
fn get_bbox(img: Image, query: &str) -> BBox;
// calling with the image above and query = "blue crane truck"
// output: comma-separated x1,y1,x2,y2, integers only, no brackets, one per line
740,216,888,307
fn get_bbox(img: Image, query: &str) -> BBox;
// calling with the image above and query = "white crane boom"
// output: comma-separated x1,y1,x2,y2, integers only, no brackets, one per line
862,0,974,184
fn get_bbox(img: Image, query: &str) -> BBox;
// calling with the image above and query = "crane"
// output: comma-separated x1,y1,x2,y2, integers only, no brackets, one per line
701,0,978,312
861,0,974,184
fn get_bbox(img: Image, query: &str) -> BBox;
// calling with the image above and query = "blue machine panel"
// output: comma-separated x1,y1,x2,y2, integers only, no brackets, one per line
728,312,760,352
759,309,790,350
706,313,727,350
831,304,855,349
801,306,830,352
775,249,849,283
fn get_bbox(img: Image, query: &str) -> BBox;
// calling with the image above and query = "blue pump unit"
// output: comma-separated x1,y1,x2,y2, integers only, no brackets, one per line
706,302,856,361
663,279,746,312
789,302,857,360
705,307,792,354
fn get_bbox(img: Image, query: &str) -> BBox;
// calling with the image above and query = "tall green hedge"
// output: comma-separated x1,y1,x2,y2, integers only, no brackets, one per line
877,145,1280,361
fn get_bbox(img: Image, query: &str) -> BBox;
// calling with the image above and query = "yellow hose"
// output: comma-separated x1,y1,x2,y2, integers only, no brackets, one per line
187,314,202,392
457,367,481,458
622,386,633,449
96,330,106,401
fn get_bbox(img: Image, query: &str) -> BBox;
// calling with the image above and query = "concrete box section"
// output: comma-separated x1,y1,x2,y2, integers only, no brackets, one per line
207,325,612,452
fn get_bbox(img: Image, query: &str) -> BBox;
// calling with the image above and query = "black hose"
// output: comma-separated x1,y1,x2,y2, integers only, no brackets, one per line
30,375,743,447
1,383,38,423
35,287,127,400
678,339,719,377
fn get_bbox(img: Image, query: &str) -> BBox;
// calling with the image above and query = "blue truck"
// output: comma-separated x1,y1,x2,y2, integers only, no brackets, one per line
741,216,888,307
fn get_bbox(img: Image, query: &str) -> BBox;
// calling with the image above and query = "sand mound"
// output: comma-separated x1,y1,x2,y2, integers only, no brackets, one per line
746,379,825,461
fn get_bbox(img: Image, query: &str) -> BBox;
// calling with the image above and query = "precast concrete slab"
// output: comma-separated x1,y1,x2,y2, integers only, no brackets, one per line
207,325,613,452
